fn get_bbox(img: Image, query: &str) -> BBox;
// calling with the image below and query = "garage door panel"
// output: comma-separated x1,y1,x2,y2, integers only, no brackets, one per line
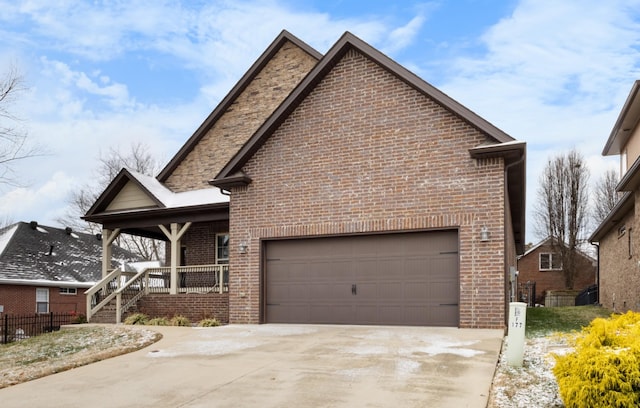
265,231,459,326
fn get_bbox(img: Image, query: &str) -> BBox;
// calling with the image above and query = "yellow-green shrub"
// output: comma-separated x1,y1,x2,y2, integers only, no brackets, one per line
170,315,191,327
553,311,640,408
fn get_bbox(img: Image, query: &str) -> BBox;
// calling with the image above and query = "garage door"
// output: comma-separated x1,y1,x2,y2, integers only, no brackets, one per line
265,230,459,326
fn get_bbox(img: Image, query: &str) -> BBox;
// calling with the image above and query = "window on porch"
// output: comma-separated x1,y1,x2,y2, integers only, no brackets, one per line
216,233,229,264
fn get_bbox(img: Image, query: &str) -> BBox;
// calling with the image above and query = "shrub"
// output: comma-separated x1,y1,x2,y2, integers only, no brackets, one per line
147,317,170,326
553,311,640,407
198,318,221,327
69,311,87,324
170,315,191,327
124,313,149,325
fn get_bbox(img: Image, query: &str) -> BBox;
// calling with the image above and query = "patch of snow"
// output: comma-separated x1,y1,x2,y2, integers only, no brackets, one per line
490,336,567,408
342,345,389,355
147,339,260,358
402,340,484,358
395,358,421,378
127,170,228,208
0,224,18,256
36,226,48,233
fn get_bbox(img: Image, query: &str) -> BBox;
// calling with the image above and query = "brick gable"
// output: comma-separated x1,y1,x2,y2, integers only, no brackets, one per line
165,40,318,192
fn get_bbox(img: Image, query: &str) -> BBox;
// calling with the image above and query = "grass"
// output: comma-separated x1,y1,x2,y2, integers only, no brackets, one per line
0,325,160,389
525,305,613,338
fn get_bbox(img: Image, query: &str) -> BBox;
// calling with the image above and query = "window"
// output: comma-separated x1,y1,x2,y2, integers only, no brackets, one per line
539,253,562,271
216,234,229,264
36,288,49,313
59,287,77,295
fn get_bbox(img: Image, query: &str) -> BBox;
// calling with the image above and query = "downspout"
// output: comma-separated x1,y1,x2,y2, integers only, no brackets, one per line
591,242,600,305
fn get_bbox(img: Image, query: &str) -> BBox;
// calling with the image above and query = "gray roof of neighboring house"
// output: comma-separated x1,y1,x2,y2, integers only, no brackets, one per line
0,221,142,286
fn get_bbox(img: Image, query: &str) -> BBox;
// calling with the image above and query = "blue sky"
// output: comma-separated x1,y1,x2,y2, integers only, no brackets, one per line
0,0,639,244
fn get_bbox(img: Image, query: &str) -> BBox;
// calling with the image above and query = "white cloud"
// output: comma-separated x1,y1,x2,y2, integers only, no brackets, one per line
434,0,640,241
0,171,76,224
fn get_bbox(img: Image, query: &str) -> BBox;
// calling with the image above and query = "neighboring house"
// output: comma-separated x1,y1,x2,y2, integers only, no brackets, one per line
517,237,596,305
590,80,640,313
84,30,526,328
0,221,141,316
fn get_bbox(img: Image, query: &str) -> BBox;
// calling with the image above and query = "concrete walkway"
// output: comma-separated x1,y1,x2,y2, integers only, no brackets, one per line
0,324,503,408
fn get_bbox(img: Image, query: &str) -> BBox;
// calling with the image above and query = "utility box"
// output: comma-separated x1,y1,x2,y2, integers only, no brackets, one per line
506,302,527,367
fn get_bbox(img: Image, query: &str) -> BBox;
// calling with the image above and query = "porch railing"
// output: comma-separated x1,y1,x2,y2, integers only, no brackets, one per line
85,269,135,322
86,264,229,323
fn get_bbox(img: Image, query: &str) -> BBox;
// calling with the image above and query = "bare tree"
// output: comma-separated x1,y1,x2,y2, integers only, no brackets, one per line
0,65,42,186
58,142,164,261
535,149,590,289
593,168,620,226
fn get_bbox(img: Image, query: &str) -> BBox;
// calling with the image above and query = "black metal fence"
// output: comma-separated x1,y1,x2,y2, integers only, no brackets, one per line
1,312,74,344
575,284,598,306
518,281,537,307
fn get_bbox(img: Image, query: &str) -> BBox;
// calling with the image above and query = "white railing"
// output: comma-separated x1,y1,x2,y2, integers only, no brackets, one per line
85,269,135,322
86,264,229,323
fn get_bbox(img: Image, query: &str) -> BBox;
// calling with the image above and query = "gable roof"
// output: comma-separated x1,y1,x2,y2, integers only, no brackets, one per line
212,32,518,185
0,222,141,287
520,236,595,262
602,80,640,156
84,168,229,219
157,30,322,182
209,31,526,253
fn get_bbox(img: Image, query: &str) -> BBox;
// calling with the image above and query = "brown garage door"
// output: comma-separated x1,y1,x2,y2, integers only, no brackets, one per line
265,230,459,326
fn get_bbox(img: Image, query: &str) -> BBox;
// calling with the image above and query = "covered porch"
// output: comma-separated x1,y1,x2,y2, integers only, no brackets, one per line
82,169,231,324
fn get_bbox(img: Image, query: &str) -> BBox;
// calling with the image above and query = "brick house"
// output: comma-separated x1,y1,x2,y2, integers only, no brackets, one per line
0,221,140,316
516,237,596,305
590,80,640,313
84,31,526,328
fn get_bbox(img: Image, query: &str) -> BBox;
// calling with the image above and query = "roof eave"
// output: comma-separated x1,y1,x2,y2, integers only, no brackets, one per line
83,202,230,226
617,154,640,191
589,191,634,242
602,80,640,156
209,172,253,190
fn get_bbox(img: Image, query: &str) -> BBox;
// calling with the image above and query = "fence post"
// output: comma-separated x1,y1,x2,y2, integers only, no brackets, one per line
3,314,7,344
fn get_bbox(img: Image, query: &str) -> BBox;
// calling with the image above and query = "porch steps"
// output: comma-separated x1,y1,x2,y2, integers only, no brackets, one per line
89,299,139,324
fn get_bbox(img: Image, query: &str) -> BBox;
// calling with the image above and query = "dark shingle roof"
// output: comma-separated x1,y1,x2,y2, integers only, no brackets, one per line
0,222,142,284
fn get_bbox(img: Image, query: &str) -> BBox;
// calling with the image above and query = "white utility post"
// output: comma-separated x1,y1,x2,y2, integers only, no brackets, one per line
506,301,527,367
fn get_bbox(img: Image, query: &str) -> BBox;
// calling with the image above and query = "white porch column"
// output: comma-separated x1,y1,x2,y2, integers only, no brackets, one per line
159,222,192,295
101,228,121,278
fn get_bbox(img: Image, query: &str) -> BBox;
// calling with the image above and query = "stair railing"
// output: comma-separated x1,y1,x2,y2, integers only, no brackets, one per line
114,269,149,323
85,269,123,322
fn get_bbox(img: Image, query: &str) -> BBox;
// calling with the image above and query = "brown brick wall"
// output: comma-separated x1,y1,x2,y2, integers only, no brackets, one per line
517,244,596,305
137,293,229,323
165,41,318,192
0,284,86,315
165,221,229,265
229,49,508,328
599,200,637,312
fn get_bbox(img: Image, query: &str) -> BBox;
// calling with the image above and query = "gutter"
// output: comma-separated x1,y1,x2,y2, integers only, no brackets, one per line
0,278,95,289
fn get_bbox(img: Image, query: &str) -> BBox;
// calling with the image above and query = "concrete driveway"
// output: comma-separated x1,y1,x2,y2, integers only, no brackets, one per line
0,324,503,408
